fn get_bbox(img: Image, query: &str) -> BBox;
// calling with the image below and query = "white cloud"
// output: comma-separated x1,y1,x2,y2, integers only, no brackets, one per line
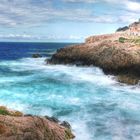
0,0,139,27
0,0,117,26
0,33,84,41
43,34,84,40
63,0,96,3
69,35,83,40
125,1,140,12
0,34,41,40
103,0,140,12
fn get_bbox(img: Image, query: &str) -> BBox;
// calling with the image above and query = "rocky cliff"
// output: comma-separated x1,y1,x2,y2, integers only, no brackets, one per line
0,106,74,140
48,25,140,84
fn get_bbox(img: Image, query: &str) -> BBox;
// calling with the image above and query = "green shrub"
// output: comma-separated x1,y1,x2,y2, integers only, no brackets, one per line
0,109,10,115
119,37,127,43
0,106,23,116
134,39,140,44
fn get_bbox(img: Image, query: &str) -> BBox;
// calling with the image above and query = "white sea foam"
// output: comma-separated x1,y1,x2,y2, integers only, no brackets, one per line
1,57,117,87
0,100,27,112
71,120,92,140
0,57,121,87
37,108,53,116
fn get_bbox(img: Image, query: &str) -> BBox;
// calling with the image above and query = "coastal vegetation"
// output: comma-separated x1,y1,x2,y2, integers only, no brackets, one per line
119,37,140,44
119,37,127,43
0,106,23,116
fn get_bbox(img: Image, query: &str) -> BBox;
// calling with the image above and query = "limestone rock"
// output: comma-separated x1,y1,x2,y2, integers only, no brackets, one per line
0,107,75,140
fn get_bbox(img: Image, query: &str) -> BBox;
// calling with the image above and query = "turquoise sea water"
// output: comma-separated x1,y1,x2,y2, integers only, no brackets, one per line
0,43,140,140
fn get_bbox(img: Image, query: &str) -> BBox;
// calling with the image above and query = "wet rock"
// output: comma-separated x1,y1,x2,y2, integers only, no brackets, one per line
60,121,71,129
45,116,60,123
24,114,33,117
32,53,42,58
75,61,84,66
117,74,139,85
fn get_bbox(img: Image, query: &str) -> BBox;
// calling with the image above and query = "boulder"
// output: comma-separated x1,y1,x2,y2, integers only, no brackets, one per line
32,53,42,58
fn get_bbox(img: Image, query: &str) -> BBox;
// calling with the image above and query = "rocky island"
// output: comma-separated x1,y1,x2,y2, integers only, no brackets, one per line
0,106,74,140
48,20,140,85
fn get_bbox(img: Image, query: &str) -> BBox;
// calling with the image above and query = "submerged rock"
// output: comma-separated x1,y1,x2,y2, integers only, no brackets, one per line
117,74,139,85
32,53,42,58
0,106,75,140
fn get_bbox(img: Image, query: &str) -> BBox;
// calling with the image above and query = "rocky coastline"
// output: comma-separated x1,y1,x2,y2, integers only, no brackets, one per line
0,106,75,140
48,22,140,85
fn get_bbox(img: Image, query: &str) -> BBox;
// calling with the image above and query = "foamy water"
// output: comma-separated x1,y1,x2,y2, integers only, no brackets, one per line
0,57,140,140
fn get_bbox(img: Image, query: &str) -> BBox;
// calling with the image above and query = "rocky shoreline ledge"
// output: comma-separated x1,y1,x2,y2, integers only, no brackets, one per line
48,41,140,85
0,106,75,140
47,21,140,85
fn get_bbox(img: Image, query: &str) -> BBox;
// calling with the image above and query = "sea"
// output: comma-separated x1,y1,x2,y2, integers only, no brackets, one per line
0,42,140,140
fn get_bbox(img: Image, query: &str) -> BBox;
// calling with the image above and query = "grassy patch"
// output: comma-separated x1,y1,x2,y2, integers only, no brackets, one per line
119,37,140,45
0,107,10,115
131,38,140,44
119,37,127,43
0,106,23,116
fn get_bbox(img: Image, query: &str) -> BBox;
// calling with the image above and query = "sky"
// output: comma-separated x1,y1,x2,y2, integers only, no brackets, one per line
0,0,140,42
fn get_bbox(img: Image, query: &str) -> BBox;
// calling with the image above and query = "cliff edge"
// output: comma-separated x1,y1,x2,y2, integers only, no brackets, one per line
48,20,140,85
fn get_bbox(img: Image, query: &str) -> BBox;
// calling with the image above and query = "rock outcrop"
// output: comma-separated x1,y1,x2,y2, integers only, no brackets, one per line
48,41,140,75
0,106,75,140
32,53,42,58
116,26,129,32
48,21,140,84
116,19,140,36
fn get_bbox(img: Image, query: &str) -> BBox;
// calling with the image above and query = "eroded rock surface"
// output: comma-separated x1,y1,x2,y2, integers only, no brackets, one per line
0,106,74,140
49,41,140,71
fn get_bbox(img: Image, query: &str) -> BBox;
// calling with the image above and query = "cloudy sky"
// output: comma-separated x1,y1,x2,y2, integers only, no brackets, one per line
0,0,140,42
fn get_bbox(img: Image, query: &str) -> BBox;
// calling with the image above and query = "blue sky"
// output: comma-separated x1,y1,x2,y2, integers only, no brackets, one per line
0,0,140,42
